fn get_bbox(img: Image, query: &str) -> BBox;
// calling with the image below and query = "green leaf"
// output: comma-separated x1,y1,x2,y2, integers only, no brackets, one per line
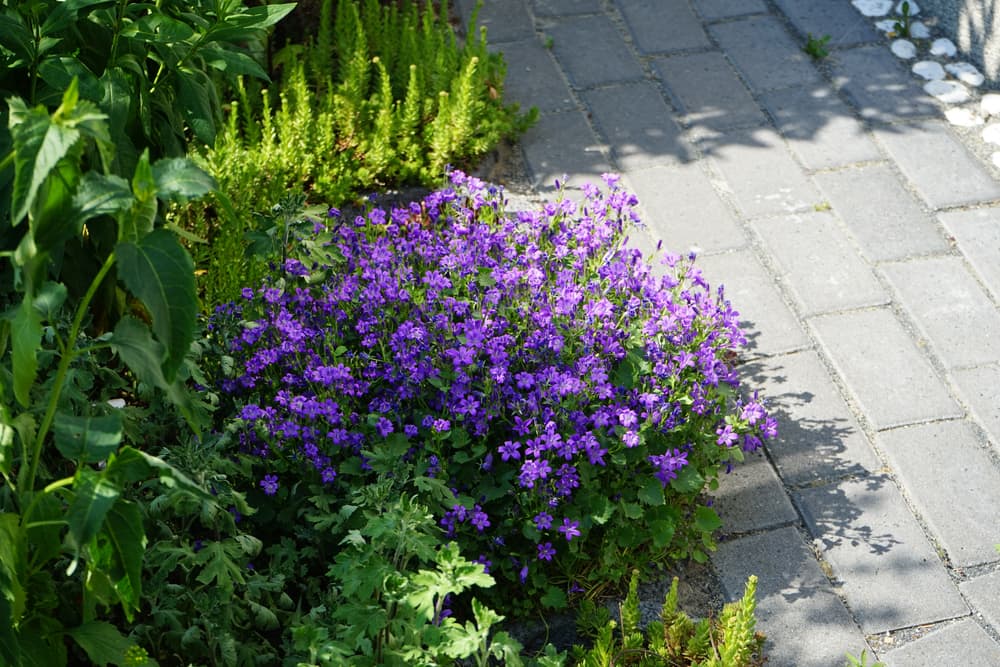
202,43,269,79
194,540,245,592
30,154,83,252
126,13,196,43
176,70,217,145
11,297,42,407
119,150,156,243
8,84,82,224
151,157,216,203
64,621,131,667
215,3,296,33
53,412,122,463
104,445,213,502
66,471,121,572
670,465,704,495
31,281,68,322
0,423,13,478
37,57,103,102
0,14,33,62
637,478,665,506
650,519,675,549
0,513,27,625
694,506,722,533
74,172,134,221
621,502,643,520
540,586,567,609
116,230,196,381
91,499,145,620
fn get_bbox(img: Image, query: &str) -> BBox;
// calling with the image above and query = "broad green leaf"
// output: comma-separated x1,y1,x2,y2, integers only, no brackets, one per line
650,519,676,549
0,513,27,624
11,297,42,407
126,13,196,43
24,493,63,572
211,4,296,36
37,57,103,102
104,445,213,501
116,230,196,381
151,157,217,203
91,499,145,620
40,0,114,36
0,14,33,63
540,586,567,609
109,317,197,427
31,281,67,322
194,540,245,592
74,172,134,221
66,471,121,571
99,67,137,174
694,506,723,533
669,465,704,495
0,423,13,477
29,156,83,252
19,616,68,666
201,43,269,79
64,621,131,667
176,70,217,145
119,150,156,243
8,83,82,223
53,412,122,463
637,478,665,506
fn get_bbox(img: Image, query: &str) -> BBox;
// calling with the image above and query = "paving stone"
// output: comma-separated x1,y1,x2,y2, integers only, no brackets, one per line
881,256,1000,368
815,165,948,262
881,620,1000,666
878,421,1000,567
830,46,938,123
702,127,822,218
712,451,798,534
760,85,882,170
546,14,644,88
655,52,767,131
951,364,1000,450
939,207,1000,302
710,16,823,92
532,0,602,15
739,352,881,485
493,39,575,113
714,527,872,667
959,571,1000,634
874,121,1000,209
692,0,767,19
456,0,534,43
615,0,709,53
772,0,880,47
624,164,747,254
520,110,612,193
810,308,962,430
752,210,888,316
797,477,969,634
697,250,810,357
581,82,690,172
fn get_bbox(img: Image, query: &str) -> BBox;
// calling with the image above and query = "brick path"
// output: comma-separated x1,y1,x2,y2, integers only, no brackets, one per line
456,1,1000,664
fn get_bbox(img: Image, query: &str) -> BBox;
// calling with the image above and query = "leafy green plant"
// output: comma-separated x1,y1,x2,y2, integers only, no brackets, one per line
0,80,218,666
893,1,914,39
802,33,832,60
572,571,764,667
180,0,536,306
845,650,885,667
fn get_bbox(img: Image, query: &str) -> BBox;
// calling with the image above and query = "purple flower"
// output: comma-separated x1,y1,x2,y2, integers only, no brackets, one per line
716,424,738,447
533,512,553,531
558,518,581,542
259,474,279,496
537,542,556,561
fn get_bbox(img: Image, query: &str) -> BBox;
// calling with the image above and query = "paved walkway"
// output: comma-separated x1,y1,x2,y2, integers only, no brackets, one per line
456,1,1000,665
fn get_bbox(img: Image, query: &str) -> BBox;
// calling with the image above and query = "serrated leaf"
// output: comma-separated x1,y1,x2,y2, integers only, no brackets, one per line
91,499,145,620
53,412,122,463
194,541,245,592
248,599,279,631
67,471,121,572
74,172,134,221
31,281,67,322
151,158,216,204
669,465,704,495
11,297,42,407
540,586,567,609
64,621,130,667
637,477,665,506
116,230,196,381
694,506,722,533
650,519,675,549
104,445,213,501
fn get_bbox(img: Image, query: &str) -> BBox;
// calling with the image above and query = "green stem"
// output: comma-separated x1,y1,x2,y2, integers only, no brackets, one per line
22,251,116,495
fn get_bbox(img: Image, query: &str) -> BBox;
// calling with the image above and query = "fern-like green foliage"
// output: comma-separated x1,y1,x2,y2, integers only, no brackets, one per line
572,571,766,667
179,0,536,307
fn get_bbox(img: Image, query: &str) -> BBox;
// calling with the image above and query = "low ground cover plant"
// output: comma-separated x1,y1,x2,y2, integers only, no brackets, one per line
209,172,776,622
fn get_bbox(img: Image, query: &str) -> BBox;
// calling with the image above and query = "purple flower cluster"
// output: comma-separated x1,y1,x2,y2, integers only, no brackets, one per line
213,170,775,593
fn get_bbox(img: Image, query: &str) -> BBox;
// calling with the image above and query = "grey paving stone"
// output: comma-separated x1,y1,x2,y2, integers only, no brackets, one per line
712,451,798,534
959,571,1000,634
881,620,1000,667
692,0,767,19
740,352,881,486
493,39,576,114
760,85,882,170
881,256,1000,369
655,52,768,131
879,421,1000,567
624,164,747,254
615,0,709,54
697,250,810,357
702,127,822,218
951,364,1000,450
797,477,969,634
582,82,691,172
752,210,888,316
533,0,601,16
810,308,963,430
547,14,644,88
815,165,948,262
520,110,612,193
772,0,880,47
874,121,1000,209
714,527,872,667
456,0,534,43
709,16,823,92
830,46,938,123
939,207,1000,302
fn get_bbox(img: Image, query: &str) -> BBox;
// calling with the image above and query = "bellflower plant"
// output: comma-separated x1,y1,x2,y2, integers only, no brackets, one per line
211,171,775,611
